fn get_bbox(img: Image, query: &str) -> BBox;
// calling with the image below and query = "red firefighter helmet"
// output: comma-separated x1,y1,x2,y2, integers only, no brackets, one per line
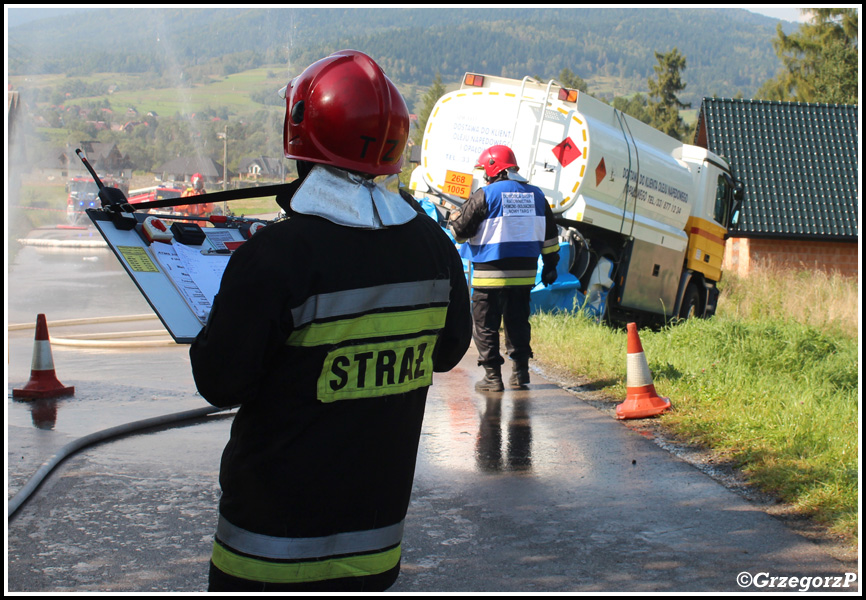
475,145,520,179
281,50,409,176
191,173,204,190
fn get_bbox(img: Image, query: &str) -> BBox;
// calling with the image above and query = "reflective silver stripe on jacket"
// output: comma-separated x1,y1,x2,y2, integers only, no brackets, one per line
216,515,405,560
291,279,452,328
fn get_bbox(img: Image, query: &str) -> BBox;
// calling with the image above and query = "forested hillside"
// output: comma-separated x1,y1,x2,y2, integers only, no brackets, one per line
9,7,794,105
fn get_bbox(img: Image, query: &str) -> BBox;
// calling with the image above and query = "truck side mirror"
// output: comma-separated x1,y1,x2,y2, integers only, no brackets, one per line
729,208,740,229
723,174,744,231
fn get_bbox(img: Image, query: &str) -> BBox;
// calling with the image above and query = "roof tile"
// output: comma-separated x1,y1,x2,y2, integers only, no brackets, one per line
697,98,858,240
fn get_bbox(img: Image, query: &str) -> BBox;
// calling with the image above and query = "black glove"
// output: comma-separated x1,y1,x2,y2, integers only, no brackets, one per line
541,264,558,286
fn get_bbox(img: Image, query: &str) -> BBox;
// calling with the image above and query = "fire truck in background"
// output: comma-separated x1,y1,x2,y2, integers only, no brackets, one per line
66,175,127,225
410,73,742,323
127,182,219,219
127,185,185,212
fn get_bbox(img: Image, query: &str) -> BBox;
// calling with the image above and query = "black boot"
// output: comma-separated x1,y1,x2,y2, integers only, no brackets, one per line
509,359,530,389
475,365,504,392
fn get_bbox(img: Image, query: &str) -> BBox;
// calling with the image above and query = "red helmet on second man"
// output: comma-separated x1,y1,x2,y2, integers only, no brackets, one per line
475,145,520,179
281,50,409,176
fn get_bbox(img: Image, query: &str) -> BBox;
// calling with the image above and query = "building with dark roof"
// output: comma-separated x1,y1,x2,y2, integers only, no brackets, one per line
238,156,287,181
695,98,858,278
157,156,233,185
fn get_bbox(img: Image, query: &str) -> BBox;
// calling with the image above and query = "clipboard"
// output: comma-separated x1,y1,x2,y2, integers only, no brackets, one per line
88,210,253,343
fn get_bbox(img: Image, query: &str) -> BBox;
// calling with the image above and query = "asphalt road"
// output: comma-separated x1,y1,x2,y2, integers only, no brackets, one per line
6,225,859,593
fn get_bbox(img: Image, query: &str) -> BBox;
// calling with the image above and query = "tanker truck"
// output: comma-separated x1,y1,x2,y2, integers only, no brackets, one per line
409,73,742,322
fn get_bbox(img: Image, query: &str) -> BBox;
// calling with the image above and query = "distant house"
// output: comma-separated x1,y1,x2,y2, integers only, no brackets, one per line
36,141,132,180
85,121,110,132
75,141,130,174
118,121,144,133
238,157,287,181
158,156,234,185
695,98,858,278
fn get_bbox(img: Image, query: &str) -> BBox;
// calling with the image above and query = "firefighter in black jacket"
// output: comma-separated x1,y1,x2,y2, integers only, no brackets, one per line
190,50,471,592
449,145,559,392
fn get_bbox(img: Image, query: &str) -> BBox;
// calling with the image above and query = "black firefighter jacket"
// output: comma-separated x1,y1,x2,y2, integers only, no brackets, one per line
190,182,471,589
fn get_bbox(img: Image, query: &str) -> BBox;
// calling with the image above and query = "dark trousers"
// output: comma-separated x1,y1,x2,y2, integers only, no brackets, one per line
471,287,532,367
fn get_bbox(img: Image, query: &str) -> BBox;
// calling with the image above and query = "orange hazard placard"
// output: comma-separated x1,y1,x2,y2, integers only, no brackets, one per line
443,170,473,199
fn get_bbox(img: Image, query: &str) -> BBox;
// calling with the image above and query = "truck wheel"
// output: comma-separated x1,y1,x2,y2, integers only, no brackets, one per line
679,283,701,319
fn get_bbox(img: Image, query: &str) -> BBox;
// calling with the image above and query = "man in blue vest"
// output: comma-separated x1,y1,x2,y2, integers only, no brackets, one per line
449,145,560,392
190,51,471,591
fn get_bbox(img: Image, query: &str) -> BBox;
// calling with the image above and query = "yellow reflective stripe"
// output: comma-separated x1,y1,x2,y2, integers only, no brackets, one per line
212,540,400,584
472,276,537,287
541,244,560,255
318,334,438,402
287,307,447,348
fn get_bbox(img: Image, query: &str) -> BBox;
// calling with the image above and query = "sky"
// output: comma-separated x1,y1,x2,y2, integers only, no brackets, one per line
741,6,809,22
6,5,818,29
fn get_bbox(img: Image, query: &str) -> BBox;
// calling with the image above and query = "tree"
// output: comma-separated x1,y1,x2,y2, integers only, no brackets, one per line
401,73,448,186
413,73,447,146
558,68,588,93
646,48,690,140
758,8,858,105
611,93,650,126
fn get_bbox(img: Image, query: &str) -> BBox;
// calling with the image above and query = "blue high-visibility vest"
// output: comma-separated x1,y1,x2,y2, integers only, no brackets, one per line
461,179,551,263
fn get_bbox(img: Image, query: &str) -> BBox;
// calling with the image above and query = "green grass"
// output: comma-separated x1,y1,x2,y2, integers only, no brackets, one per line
530,269,859,546
11,67,287,117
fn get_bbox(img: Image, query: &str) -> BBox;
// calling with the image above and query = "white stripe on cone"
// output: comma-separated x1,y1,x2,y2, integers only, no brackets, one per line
31,339,56,371
626,351,653,388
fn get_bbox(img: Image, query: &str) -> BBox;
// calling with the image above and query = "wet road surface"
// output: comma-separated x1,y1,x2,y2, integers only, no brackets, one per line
6,226,859,593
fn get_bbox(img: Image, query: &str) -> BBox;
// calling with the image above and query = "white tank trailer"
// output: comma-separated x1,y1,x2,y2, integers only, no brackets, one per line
410,73,742,322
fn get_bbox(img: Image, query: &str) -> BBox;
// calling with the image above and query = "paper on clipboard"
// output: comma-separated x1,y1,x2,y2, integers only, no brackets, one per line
150,241,230,323
173,241,230,300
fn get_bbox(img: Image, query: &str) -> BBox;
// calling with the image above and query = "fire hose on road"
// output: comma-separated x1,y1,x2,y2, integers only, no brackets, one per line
8,313,229,519
7,405,238,520
9,314,177,348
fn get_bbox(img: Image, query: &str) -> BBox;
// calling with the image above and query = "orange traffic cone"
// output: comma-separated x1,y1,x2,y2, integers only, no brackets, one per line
616,322,671,420
12,314,75,400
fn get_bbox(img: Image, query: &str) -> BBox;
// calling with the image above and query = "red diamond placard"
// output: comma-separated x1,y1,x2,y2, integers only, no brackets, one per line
552,137,581,168
595,158,607,187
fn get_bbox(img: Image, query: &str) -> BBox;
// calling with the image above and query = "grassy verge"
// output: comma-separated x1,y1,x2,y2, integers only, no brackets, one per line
530,266,859,546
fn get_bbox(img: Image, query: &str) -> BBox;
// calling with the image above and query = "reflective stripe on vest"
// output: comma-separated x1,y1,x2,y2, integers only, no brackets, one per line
469,215,548,249
471,268,538,288
286,279,450,402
